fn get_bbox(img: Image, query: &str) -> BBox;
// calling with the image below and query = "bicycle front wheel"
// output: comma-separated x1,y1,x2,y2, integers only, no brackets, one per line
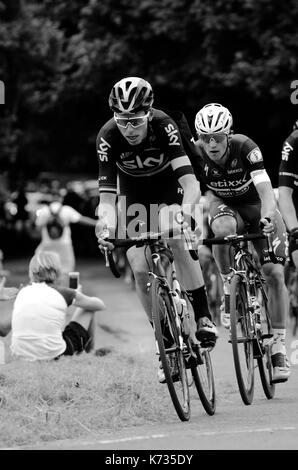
255,284,275,399
192,347,216,415
230,274,254,405
151,278,190,421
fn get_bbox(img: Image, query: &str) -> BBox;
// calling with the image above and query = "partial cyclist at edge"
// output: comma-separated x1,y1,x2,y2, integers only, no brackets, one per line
190,102,290,384
95,77,218,382
278,119,298,270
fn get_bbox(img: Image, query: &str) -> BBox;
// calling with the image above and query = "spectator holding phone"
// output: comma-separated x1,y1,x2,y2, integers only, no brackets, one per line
8,251,105,361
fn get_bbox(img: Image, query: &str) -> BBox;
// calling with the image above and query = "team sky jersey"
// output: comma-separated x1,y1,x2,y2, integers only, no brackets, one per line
278,130,298,210
191,134,265,203
96,108,194,194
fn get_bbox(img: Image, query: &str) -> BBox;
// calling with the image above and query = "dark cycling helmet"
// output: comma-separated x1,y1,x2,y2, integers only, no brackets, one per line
293,119,298,132
109,77,154,113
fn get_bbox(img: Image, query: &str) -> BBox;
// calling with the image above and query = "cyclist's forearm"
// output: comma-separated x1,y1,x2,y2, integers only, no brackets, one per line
179,175,201,205
97,193,117,228
255,181,276,219
278,186,298,231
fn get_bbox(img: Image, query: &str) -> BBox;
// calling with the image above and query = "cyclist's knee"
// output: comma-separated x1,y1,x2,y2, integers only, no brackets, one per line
263,264,285,288
211,217,236,236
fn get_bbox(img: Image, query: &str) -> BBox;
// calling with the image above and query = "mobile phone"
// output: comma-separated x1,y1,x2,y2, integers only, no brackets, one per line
69,272,80,289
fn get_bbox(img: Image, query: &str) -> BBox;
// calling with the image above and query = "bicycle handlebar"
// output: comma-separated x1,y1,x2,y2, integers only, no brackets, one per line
102,230,277,278
199,232,278,264
102,227,199,278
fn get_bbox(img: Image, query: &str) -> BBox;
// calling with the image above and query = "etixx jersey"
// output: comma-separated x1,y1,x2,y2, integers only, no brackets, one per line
191,134,265,203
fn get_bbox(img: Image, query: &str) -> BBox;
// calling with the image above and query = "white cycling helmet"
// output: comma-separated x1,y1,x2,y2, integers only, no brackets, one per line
195,103,233,135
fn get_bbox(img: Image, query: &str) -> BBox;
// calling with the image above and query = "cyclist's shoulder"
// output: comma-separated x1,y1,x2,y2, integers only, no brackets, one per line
229,133,261,156
151,108,178,127
283,130,298,148
96,117,118,141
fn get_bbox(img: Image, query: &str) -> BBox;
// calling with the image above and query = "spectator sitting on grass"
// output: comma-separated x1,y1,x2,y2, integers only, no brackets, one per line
3,251,105,360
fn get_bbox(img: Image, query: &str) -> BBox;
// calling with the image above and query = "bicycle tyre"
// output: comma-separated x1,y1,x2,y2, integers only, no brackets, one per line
230,274,254,405
255,283,275,399
191,347,216,415
181,292,216,415
151,277,190,421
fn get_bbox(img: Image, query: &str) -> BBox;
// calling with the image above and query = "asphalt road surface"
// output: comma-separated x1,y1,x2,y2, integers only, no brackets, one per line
3,257,298,451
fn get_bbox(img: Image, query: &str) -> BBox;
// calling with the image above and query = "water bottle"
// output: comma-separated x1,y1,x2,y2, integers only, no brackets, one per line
251,295,261,330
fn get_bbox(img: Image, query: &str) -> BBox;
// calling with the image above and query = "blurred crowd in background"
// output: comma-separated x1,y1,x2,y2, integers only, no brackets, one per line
0,175,99,262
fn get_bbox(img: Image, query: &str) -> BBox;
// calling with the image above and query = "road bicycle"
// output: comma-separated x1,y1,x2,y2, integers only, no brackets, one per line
201,232,276,405
102,228,216,422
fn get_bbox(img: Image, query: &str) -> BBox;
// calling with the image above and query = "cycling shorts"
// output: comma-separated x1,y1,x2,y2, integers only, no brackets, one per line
208,196,288,265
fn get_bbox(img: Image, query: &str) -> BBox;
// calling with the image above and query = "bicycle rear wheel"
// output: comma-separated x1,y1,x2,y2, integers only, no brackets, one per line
192,347,216,415
255,283,275,399
230,274,254,405
151,277,190,421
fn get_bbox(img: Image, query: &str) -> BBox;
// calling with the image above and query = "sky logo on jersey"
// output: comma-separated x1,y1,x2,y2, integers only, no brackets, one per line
164,123,180,146
247,148,263,164
281,141,294,161
121,153,165,170
97,137,111,162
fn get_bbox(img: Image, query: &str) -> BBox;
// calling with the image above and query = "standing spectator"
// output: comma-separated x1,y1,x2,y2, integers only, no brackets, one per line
7,251,105,360
35,190,97,276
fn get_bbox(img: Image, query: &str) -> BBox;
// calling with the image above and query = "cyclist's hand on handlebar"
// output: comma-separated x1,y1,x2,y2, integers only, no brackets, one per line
259,216,274,234
95,218,115,252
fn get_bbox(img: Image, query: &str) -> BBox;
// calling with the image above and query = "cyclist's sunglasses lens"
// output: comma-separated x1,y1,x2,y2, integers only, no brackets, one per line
200,133,226,143
114,113,149,128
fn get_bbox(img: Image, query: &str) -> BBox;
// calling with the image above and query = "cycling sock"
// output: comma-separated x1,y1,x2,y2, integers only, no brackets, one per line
272,328,286,355
187,286,211,322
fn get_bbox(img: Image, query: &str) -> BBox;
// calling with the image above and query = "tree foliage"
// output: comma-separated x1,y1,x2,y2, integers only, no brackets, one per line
1,0,298,185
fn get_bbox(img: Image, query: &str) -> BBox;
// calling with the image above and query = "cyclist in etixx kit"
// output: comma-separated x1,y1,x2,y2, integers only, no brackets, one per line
190,103,290,384
95,77,218,383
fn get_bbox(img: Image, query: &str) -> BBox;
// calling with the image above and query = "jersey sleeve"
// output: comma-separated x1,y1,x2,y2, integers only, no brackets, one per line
278,132,298,189
240,137,265,173
96,124,118,195
158,116,195,179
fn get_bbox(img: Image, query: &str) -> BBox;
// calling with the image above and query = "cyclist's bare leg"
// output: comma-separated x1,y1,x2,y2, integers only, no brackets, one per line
168,238,204,289
261,263,289,329
126,245,152,320
211,215,240,276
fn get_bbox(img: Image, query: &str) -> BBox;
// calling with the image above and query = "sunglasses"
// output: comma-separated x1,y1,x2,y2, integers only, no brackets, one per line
199,133,227,143
114,112,150,129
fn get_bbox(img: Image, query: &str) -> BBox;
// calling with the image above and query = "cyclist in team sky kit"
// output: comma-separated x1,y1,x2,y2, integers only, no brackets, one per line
278,119,298,270
190,103,290,384
95,77,218,382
